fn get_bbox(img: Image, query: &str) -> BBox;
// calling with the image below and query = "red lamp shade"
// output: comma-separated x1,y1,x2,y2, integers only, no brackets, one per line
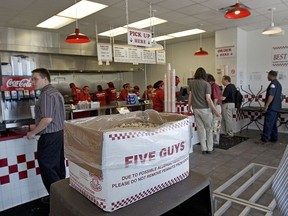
65,28,90,44
225,3,251,19
194,48,208,56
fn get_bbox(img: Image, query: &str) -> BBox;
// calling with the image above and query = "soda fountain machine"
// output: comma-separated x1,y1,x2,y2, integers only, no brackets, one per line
0,76,39,130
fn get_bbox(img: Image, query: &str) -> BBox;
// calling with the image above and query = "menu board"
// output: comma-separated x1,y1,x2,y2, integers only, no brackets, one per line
97,43,113,61
113,44,157,64
156,50,166,64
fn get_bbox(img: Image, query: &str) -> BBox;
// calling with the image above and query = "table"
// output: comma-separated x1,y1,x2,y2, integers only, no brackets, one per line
240,106,288,132
50,171,213,216
240,106,263,131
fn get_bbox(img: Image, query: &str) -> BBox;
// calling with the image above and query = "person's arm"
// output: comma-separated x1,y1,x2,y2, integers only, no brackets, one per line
188,91,192,113
206,94,220,117
27,117,52,139
263,95,274,112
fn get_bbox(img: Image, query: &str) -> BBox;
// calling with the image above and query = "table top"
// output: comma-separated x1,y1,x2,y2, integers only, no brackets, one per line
240,106,288,113
50,171,211,216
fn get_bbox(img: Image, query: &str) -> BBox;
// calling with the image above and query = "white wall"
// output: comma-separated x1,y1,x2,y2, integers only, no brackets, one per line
141,37,216,88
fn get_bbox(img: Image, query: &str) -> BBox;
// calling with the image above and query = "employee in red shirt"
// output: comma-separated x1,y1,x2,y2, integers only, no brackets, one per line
133,85,141,97
151,80,165,112
94,85,107,106
69,82,81,105
142,84,153,100
118,83,131,101
79,86,92,102
106,82,117,105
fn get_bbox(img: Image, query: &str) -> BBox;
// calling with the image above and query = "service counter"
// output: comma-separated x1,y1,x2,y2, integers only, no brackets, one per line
0,131,47,211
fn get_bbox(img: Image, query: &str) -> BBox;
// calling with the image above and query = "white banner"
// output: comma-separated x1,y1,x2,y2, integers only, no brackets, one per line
272,46,288,67
127,28,152,47
97,43,113,61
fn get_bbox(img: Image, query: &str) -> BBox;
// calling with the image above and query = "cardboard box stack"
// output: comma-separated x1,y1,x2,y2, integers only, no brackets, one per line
64,110,190,212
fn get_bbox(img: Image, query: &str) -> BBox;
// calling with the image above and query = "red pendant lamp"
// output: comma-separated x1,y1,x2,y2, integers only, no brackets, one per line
65,28,90,43
65,0,90,44
225,1,251,19
194,33,208,56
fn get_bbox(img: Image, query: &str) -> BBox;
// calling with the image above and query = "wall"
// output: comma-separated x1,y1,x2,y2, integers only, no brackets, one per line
142,37,216,87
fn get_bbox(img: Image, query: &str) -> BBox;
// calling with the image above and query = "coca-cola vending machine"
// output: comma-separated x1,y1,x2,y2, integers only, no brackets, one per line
0,76,37,130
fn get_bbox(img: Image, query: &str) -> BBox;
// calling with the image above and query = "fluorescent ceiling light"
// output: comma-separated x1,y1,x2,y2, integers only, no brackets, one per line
154,35,175,42
153,29,206,42
37,16,75,29
99,17,167,37
145,40,163,51
37,0,107,29
58,0,108,19
124,17,167,29
168,28,205,38
98,27,127,37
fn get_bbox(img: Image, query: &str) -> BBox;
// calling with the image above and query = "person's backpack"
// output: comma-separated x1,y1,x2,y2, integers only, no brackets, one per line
235,88,243,109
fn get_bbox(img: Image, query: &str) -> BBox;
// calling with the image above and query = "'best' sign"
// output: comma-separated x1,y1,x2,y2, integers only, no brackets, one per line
127,28,152,47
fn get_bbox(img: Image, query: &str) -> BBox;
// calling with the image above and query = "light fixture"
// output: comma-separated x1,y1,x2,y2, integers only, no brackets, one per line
145,40,164,51
37,0,107,29
145,4,163,51
65,0,90,43
224,1,251,19
194,32,208,56
262,8,283,35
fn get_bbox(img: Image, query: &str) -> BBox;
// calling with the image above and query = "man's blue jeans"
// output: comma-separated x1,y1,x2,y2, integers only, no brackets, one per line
261,109,279,142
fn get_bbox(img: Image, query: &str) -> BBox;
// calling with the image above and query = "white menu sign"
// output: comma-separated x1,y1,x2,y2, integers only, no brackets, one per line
127,28,152,47
113,44,156,64
156,50,166,64
142,50,156,64
97,43,112,61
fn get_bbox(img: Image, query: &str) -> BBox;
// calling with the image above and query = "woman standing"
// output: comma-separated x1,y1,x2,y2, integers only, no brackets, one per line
188,68,220,154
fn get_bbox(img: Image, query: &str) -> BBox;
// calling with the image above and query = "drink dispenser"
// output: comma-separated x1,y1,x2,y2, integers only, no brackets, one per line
0,76,35,130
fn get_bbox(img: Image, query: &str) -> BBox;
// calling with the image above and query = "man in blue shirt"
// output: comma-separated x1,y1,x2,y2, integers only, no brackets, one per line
259,70,282,143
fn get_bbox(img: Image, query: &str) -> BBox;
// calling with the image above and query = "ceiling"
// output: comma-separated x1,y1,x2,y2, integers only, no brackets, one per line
0,0,288,44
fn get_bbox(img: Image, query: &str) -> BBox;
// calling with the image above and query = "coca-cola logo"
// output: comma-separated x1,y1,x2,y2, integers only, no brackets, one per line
6,78,32,88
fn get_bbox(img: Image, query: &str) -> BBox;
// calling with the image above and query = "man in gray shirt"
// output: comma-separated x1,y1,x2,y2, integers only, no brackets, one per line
27,68,66,204
188,67,220,154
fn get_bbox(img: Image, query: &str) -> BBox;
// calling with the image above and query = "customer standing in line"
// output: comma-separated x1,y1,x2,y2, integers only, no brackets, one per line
207,74,222,145
221,75,236,137
151,80,165,112
258,70,282,144
27,68,66,204
188,68,220,154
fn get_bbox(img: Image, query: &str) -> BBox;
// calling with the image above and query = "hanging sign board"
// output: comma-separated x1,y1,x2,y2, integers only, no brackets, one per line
113,44,156,64
127,28,152,47
156,50,166,64
215,46,235,58
142,50,156,64
97,43,113,61
271,46,288,67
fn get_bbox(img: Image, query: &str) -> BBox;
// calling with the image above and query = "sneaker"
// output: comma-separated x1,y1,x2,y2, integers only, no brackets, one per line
41,196,50,205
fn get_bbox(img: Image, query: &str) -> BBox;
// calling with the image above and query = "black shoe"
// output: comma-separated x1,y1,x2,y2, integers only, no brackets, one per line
254,139,267,145
269,139,278,143
202,151,206,154
41,196,50,205
206,151,212,154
